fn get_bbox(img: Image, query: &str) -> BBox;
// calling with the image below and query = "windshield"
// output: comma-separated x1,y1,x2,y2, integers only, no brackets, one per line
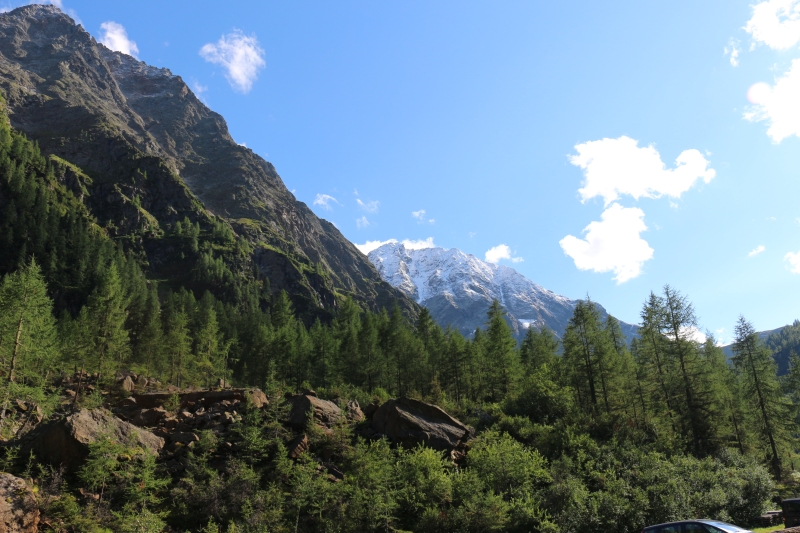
698,521,748,532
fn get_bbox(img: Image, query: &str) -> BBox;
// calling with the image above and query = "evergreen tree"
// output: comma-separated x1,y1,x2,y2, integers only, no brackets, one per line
0,259,57,384
519,325,558,373
86,263,130,380
732,315,794,480
483,300,519,401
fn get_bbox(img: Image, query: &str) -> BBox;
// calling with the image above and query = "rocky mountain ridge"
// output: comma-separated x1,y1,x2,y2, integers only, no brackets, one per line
0,4,416,319
368,242,637,339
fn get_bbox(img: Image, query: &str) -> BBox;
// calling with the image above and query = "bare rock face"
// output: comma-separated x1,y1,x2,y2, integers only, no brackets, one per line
287,395,342,428
0,473,38,533
132,388,263,410
26,408,164,472
371,398,470,451
288,434,310,459
0,4,419,322
335,399,364,422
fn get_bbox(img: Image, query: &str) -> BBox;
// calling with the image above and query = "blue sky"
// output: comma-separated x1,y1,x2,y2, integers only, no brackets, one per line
11,0,800,341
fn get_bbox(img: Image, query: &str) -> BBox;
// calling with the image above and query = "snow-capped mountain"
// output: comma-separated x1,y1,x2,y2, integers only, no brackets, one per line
367,242,637,340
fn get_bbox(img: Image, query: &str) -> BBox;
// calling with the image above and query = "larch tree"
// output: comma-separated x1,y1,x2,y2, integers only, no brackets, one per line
0,259,57,384
732,315,794,480
86,263,130,381
483,300,519,401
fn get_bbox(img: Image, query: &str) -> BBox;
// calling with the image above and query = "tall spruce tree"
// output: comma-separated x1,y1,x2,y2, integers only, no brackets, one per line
483,300,518,401
0,259,57,384
732,316,794,480
86,263,130,381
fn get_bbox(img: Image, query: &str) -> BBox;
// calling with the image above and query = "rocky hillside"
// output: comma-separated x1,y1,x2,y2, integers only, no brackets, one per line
0,4,415,320
368,242,637,339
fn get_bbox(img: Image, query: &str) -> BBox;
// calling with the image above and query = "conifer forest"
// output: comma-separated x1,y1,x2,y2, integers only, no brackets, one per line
0,94,798,533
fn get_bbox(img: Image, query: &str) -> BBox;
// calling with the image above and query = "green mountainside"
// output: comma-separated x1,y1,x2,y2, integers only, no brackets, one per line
0,5,799,533
0,4,416,323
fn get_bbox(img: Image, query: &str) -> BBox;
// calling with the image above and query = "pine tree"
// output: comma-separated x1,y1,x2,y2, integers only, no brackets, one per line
519,325,558,373
660,285,720,455
165,310,192,388
86,263,130,380
483,300,518,401
562,299,615,415
732,315,794,480
136,286,164,378
0,259,57,384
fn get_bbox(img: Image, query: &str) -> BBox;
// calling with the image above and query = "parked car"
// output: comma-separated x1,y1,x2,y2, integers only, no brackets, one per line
783,498,800,527
641,520,753,533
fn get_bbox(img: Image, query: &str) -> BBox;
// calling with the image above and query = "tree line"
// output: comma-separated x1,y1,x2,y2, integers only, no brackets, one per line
0,98,794,531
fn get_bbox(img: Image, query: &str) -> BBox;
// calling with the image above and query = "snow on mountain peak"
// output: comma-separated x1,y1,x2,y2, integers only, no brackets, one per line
367,242,635,340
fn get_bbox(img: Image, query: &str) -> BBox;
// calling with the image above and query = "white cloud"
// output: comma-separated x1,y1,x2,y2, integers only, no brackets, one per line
484,244,523,265
559,203,654,283
748,245,766,257
724,39,741,67
744,60,800,142
356,216,370,229
200,30,265,94
785,250,800,273
313,194,339,210
99,21,139,58
357,199,380,213
570,136,715,206
192,80,208,97
412,209,435,224
681,326,708,344
745,0,800,50
354,237,436,255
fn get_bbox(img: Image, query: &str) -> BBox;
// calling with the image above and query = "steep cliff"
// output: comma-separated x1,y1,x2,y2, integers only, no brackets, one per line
0,5,416,320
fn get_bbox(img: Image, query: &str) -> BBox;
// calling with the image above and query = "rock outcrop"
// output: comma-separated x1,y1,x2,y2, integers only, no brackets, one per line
25,408,164,472
287,394,343,428
371,398,471,450
0,474,38,533
131,388,266,410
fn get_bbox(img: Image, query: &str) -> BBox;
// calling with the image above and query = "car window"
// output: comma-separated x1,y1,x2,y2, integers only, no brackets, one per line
655,526,681,533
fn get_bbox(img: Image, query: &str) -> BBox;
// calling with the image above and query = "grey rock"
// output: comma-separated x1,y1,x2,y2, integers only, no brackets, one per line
0,473,38,533
287,395,342,428
26,408,164,472
372,397,469,451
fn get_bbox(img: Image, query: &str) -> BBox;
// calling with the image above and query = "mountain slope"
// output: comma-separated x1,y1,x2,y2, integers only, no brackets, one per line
0,5,415,319
368,242,637,339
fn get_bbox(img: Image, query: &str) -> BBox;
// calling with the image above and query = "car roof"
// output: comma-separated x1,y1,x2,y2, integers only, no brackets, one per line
784,498,800,503
644,520,738,528
644,520,701,528
643,520,748,531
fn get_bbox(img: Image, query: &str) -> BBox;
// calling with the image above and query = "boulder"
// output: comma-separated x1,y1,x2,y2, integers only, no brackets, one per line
248,389,268,409
287,395,342,428
131,407,168,428
335,399,364,422
0,473,38,532
288,434,309,459
119,376,135,393
26,408,164,472
362,402,380,419
371,398,470,450
132,388,261,410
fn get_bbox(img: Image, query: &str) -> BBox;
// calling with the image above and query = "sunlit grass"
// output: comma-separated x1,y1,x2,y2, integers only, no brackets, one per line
751,525,785,533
